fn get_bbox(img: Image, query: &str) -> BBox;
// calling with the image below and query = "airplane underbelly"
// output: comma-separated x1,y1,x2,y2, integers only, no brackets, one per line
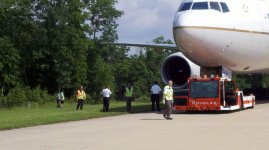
203,29,269,73
203,28,252,68
175,27,269,73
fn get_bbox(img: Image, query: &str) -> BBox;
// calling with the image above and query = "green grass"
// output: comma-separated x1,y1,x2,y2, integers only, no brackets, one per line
0,101,151,131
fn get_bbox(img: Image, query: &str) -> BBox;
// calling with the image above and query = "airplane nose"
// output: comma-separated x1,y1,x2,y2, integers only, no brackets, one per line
173,12,206,53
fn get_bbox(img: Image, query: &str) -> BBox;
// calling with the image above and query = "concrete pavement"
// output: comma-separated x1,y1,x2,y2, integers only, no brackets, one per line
1,101,269,150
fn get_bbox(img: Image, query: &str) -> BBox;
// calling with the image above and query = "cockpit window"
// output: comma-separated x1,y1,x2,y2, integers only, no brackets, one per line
192,2,209,10
178,2,192,12
220,2,229,13
178,1,229,13
210,2,221,12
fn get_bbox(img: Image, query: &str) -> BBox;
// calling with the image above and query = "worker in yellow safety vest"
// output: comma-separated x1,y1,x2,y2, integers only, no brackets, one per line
76,85,86,110
125,83,133,112
163,80,173,120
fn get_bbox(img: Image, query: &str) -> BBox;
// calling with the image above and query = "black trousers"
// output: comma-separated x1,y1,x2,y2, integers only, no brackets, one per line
103,97,110,112
56,98,61,108
76,99,84,110
151,94,160,111
126,97,132,112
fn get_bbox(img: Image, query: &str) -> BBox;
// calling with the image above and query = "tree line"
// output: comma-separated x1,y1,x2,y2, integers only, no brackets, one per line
0,0,177,107
1,0,269,107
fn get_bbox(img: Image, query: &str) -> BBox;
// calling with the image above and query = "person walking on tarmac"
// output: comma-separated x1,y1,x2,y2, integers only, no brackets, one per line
101,86,112,112
125,83,133,112
163,80,174,120
76,85,86,110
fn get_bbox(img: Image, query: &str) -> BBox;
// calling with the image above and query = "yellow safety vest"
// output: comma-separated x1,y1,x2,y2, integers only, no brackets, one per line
77,90,86,100
125,87,133,97
163,85,173,101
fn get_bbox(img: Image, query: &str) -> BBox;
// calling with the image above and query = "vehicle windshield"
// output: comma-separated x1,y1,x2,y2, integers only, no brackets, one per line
190,81,219,98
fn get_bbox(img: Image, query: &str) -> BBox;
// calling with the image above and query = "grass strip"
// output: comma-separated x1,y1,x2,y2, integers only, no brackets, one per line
0,101,151,131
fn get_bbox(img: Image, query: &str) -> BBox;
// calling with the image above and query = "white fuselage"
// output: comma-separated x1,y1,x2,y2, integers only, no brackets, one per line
173,0,269,73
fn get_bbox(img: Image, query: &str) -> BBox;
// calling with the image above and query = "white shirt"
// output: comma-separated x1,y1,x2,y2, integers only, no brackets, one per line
102,88,112,97
151,84,162,94
57,92,64,100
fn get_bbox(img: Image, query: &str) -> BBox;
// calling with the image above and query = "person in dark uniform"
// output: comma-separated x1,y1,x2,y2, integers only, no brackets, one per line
150,81,162,111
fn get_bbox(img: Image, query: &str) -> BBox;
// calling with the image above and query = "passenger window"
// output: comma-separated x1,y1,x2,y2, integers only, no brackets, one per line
179,2,192,12
210,2,221,12
220,2,229,13
192,2,209,10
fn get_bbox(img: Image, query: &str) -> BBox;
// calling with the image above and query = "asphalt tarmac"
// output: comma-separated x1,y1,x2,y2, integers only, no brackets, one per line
1,101,269,150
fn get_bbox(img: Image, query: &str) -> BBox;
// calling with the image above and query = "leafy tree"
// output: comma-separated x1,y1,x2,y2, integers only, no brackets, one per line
0,0,184,106
129,55,150,98
233,74,251,90
4,86,28,107
31,0,89,91
84,0,123,101
85,0,123,41
261,75,269,88
88,55,115,102
0,0,36,86
0,37,21,102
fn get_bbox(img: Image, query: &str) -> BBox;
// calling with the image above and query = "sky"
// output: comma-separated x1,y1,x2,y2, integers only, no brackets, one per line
115,0,182,43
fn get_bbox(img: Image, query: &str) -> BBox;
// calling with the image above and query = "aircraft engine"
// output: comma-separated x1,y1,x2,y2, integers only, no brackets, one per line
161,52,200,89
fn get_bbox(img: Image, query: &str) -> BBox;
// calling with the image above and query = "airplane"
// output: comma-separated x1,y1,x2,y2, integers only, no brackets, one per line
174,0,269,72
103,0,269,89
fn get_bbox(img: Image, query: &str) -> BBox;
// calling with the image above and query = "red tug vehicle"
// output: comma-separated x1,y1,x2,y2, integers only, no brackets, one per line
173,70,255,111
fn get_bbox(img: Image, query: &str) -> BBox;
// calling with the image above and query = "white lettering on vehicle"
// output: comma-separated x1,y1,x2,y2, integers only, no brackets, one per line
191,101,217,105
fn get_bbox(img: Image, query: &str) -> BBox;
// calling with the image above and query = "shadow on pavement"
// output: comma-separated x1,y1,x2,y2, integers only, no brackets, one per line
175,110,235,115
104,105,152,114
140,119,164,121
